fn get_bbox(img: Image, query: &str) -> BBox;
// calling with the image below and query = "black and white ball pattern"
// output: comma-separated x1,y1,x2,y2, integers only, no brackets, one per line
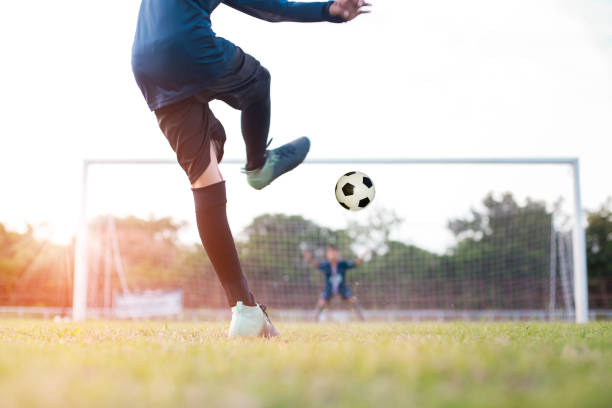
335,171,375,211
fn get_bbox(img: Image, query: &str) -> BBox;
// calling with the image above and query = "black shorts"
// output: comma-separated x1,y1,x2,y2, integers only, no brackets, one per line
321,284,354,301
154,47,271,184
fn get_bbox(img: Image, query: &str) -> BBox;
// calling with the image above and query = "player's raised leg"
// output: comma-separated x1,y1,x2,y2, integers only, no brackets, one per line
239,73,310,191
200,48,311,191
229,52,309,191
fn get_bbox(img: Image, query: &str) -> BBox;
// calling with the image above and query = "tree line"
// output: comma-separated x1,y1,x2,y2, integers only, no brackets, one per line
0,194,610,309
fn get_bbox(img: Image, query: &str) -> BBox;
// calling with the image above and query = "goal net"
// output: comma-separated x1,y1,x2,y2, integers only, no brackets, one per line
74,158,587,321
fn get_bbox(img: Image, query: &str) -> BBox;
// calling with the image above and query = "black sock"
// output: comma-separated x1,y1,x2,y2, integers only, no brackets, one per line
192,181,255,307
241,96,270,171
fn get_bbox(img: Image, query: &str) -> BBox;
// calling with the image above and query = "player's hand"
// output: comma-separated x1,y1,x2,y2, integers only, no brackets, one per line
329,0,371,21
302,251,312,259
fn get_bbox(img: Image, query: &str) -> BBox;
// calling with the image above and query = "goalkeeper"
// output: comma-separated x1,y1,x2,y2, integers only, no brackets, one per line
131,0,369,338
303,246,365,321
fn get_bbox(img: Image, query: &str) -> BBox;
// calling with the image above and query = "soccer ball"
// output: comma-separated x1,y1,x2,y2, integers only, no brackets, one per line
335,171,375,211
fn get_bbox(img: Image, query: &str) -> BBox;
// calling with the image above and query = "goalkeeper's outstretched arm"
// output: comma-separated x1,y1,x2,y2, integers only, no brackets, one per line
353,251,371,267
302,251,320,269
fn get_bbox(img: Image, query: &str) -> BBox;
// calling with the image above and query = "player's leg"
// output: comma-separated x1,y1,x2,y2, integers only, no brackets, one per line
340,285,364,321
240,70,270,173
192,141,223,187
191,141,253,306
314,298,328,322
347,296,365,321
200,47,310,190
193,144,279,338
155,99,277,337
240,67,310,190
315,286,332,322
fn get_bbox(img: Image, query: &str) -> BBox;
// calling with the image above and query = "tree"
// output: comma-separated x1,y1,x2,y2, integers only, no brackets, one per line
586,198,612,307
347,207,403,255
0,222,72,307
446,193,553,309
354,240,440,308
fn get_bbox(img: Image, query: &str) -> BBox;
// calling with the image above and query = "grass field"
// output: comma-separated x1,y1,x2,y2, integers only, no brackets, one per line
0,320,610,408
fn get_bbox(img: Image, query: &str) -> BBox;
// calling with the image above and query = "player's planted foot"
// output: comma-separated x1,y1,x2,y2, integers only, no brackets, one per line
258,304,280,338
228,301,280,338
245,137,310,190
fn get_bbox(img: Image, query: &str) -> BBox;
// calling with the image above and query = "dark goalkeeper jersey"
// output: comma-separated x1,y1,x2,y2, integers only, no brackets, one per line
318,260,355,292
132,0,343,111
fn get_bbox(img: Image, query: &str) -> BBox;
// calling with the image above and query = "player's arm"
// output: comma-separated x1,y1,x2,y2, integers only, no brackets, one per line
302,251,320,269
221,0,370,24
352,251,370,267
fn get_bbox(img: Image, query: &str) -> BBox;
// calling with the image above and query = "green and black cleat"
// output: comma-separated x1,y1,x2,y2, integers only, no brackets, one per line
244,137,310,190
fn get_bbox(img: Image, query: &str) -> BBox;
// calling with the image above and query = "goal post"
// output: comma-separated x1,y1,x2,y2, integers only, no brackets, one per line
72,157,589,323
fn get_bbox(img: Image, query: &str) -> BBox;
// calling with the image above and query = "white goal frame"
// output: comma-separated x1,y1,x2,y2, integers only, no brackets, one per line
73,157,589,323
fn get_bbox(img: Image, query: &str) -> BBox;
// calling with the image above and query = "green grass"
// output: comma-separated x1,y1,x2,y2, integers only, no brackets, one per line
0,320,610,408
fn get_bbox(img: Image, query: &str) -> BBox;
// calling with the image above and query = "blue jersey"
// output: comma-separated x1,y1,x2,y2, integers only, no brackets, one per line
318,260,355,286
132,0,342,111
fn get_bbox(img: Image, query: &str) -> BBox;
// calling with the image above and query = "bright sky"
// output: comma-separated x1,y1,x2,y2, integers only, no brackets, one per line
0,0,611,249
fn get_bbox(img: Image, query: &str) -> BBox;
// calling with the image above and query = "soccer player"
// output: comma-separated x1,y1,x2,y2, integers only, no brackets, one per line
131,0,370,338
303,246,365,321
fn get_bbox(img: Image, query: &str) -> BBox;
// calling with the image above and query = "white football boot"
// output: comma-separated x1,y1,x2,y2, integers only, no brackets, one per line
228,301,280,338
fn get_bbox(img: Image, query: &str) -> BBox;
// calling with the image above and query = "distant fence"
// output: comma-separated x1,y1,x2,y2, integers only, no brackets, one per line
1,306,611,322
